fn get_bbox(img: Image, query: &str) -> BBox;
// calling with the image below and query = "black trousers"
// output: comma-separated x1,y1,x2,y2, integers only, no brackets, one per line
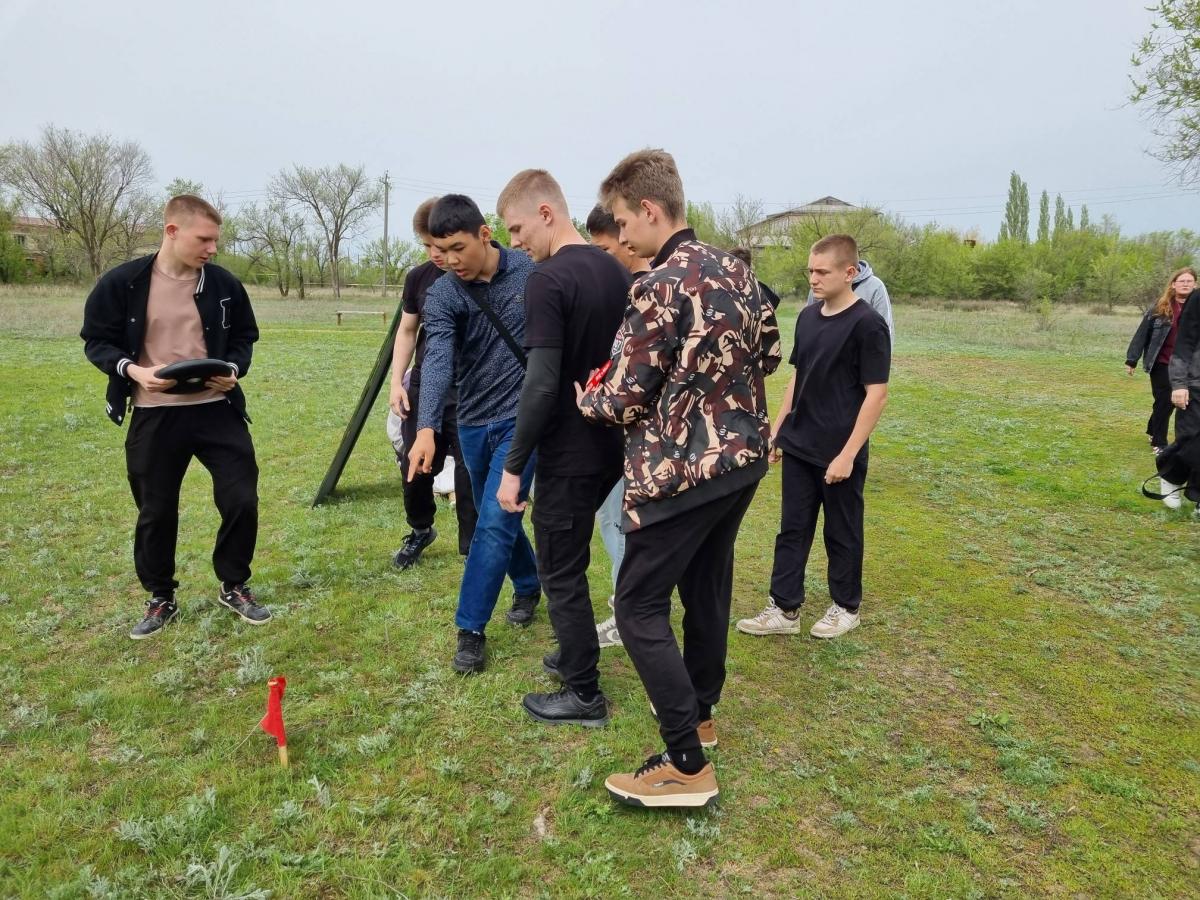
1159,386,1200,501
1147,362,1176,448
401,377,477,555
614,481,759,755
531,468,620,696
769,452,867,614
125,401,258,595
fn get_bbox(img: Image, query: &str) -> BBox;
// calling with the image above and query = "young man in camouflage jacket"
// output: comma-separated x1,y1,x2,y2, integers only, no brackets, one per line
579,149,781,808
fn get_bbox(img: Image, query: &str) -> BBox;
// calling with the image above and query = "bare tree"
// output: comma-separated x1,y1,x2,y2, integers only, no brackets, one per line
721,194,765,244
0,125,155,277
240,201,307,297
269,163,380,298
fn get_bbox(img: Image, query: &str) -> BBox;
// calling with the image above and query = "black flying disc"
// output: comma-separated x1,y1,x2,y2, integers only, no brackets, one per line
156,358,234,394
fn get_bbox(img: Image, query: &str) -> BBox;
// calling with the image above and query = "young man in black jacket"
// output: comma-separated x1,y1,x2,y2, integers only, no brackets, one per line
495,170,629,726
80,194,270,639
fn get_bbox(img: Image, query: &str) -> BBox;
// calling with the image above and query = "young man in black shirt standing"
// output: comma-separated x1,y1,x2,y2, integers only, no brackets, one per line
495,170,629,726
737,233,890,641
389,197,477,568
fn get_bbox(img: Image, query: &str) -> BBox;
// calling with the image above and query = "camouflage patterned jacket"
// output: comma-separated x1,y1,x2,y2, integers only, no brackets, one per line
579,230,782,531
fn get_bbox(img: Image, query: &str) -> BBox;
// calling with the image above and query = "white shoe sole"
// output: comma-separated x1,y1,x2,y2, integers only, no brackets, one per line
736,619,804,636
604,779,719,808
810,616,860,639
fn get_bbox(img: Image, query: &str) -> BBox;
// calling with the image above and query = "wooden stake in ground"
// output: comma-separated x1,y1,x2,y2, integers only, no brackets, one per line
259,676,288,767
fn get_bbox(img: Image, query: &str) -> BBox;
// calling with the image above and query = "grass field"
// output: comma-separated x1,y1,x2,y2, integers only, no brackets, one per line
0,286,1196,898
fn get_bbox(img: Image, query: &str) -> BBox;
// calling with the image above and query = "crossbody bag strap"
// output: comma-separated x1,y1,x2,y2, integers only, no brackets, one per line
464,283,526,369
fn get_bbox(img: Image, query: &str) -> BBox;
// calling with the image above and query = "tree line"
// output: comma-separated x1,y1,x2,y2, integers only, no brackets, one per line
2,128,1196,311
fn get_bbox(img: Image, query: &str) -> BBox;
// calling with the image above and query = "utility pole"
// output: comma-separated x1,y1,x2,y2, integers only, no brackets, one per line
381,171,390,298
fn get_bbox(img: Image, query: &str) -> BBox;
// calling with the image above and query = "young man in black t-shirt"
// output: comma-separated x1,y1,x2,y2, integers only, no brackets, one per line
495,170,629,726
737,233,890,640
389,198,477,568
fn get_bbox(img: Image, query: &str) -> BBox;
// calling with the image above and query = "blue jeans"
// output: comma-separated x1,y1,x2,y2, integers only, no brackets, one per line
456,417,539,632
597,479,625,593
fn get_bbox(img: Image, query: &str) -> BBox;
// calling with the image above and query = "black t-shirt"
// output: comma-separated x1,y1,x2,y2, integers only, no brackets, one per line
775,299,891,466
401,260,445,372
523,244,630,475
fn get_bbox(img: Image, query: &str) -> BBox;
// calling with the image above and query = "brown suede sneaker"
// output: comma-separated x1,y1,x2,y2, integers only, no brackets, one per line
650,703,717,749
604,753,719,808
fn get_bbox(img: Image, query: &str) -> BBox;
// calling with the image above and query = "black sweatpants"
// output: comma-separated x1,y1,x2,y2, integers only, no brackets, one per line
769,452,867,614
401,376,477,555
531,468,620,697
614,481,759,756
1159,386,1200,501
1147,362,1177,448
125,401,258,595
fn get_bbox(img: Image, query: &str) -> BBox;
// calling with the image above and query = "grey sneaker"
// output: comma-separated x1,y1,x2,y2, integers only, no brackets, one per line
217,583,271,625
129,596,179,640
596,615,622,648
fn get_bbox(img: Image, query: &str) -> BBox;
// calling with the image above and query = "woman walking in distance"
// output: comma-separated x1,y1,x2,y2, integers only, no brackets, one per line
1126,268,1195,506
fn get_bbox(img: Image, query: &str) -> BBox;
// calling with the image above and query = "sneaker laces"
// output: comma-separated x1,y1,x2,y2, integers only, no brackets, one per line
634,752,671,778
400,530,426,552
754,598,781,621
818,605,842,626
146,597,173,616
226,584,255,605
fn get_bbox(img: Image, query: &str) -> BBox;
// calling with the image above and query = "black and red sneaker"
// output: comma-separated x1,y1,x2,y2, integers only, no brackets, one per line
217,583,271,625
130,595,179,640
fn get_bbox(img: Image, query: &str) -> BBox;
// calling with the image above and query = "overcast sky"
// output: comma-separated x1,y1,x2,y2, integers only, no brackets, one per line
1,0,1194,250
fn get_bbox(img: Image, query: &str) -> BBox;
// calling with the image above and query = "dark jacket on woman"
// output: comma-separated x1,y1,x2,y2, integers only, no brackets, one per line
1125,305,1175,372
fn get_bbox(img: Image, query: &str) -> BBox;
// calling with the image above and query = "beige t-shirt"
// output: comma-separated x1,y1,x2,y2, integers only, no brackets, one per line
133,266,222,407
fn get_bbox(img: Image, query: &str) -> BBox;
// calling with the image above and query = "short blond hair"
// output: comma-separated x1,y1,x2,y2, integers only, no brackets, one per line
164,194,221,226
811,234,858,269
496,168,567,217
598,148,685,222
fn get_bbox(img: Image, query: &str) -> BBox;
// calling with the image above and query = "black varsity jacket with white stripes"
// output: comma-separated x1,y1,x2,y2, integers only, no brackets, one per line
80,253,259,425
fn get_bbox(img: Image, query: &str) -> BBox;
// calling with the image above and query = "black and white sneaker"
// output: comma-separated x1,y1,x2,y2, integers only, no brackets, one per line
453,629,486,674
130,595,179,640
505,591,540,627
217,583,271,624
392,527,437,570
522,688,609,727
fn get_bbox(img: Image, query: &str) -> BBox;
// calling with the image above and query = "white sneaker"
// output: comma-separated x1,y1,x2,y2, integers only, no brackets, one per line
1161,478,1183,510
809,604,860,639
735,597,804,636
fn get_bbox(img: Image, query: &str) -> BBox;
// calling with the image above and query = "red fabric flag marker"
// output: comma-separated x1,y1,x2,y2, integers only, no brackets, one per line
259,676,288,767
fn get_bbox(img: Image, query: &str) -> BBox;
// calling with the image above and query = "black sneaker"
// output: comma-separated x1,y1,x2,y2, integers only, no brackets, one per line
542,648,562,679
392,527,437,570
522,688,609,727
453,629,486,674
217,583,272,625
129,595,179,640
505,591,540,627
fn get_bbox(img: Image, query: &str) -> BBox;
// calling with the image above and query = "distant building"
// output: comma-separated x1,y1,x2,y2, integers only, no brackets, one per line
743,196,860,248
8,216,57,263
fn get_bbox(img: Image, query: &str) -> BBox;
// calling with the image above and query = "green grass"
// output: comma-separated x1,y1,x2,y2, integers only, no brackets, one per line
0,286,1197,898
